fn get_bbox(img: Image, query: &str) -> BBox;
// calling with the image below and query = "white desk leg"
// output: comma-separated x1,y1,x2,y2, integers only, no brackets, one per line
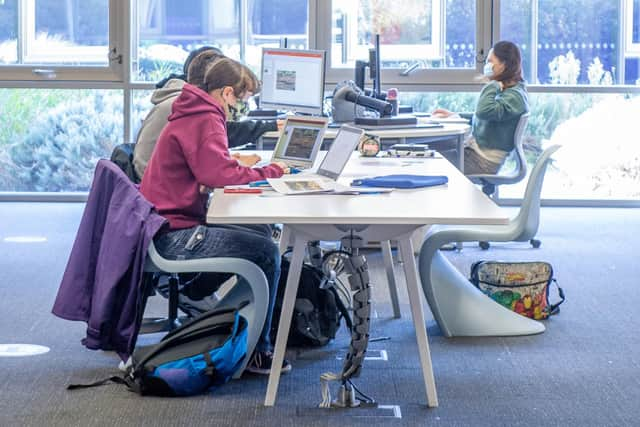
381,240,401,318
279,225,291,255
398,237,438,408
265,233,306,406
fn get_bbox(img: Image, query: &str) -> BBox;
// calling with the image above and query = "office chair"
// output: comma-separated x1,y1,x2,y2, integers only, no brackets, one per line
109,142,140,183
102,158,269,376
142,240,269,378
467,112,530,197
416,145,560,337
467,112,531,249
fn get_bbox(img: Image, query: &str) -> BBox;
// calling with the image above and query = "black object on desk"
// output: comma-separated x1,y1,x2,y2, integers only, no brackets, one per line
354,115,418,127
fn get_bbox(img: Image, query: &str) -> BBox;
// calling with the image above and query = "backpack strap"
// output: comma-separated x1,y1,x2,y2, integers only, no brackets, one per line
67,375,128,390
547,279,565,315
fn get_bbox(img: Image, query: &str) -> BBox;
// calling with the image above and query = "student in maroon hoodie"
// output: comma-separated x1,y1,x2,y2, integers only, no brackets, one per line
141,57,291,375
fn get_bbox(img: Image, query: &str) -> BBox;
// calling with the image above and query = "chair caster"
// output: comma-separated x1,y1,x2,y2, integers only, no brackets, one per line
479,241,490,250
530,239,541,248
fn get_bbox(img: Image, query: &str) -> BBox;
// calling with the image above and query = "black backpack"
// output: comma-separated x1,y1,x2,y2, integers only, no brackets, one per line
271,255,351,347
69,306,248,396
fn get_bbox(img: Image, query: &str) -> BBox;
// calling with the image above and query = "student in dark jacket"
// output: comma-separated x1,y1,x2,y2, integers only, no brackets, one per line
141,57,292,375
133,46,280,179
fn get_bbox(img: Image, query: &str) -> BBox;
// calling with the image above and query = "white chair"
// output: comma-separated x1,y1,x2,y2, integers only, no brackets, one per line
416,145,560,337
467,112,530,197
142,240,269,378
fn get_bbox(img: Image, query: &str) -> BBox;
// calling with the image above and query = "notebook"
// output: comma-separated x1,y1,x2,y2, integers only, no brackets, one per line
265,116,329,169
267,125,365,195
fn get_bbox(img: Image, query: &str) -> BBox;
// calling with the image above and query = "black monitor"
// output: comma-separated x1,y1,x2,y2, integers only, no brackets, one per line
354,35,384,100
259,48,326,115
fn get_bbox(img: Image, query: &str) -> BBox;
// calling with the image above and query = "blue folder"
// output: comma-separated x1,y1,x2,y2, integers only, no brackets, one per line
351,174,448,189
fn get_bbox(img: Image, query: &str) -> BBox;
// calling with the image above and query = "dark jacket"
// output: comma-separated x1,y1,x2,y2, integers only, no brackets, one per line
52,159,167,360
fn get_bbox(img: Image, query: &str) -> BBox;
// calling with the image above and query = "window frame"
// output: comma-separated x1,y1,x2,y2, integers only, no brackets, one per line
624,0,640,56
316,0,491,89
0,0,124,82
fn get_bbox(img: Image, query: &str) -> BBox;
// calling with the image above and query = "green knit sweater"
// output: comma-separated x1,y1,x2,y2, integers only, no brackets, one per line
464,81,529,153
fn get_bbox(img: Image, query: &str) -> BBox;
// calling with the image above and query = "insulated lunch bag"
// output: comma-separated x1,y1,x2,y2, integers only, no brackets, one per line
470,261,565,320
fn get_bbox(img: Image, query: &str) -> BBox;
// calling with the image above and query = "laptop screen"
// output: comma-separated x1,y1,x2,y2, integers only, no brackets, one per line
317,125,364,180
272,117,328,167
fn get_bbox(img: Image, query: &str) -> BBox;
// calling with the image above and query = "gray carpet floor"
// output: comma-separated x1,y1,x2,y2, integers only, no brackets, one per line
1,203,639,427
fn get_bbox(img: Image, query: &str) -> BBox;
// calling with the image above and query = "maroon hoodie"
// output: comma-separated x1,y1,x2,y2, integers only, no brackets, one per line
140,83,283,230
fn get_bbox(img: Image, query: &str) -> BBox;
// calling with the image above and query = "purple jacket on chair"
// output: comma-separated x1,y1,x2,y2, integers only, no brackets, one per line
52,159,167,360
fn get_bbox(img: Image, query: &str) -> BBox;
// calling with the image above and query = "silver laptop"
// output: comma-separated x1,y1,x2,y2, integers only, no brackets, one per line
269,116,329,169
267,125,364,194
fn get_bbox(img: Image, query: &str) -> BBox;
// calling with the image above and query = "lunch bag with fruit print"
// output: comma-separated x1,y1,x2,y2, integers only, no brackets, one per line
470,261,565,320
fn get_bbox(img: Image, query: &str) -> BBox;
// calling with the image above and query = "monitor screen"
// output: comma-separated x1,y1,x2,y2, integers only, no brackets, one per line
272,117,328,164
260,48,326,115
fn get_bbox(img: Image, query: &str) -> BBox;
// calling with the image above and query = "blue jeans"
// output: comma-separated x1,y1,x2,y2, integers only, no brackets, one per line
154,224,280,353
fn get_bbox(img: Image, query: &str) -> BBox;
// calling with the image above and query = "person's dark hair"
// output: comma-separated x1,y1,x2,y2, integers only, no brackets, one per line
491,40,523,84
155,45,224,88
186,50,225,86
183,45,223,75
200,57,261,97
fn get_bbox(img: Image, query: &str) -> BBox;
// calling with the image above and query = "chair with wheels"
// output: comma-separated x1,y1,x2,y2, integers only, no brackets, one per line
467,112,530,197
416,145,560,337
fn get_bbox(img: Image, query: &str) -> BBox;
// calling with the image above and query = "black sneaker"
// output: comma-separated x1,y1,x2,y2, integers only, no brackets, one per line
245,351,292,375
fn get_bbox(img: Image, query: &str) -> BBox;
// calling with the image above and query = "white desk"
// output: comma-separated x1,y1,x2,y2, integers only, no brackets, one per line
207,153,508,408
260,122,470,171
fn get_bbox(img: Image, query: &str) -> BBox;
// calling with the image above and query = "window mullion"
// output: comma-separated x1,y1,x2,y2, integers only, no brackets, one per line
240,0,248,61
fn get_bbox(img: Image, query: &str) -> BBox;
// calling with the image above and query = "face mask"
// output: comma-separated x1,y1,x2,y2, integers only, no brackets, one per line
483,62,494,77
228,100,249,121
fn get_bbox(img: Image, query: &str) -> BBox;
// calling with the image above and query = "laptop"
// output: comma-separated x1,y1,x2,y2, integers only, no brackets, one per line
267,125,365,195
266,116,329,169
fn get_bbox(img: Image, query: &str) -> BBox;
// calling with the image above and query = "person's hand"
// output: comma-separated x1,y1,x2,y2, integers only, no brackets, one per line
276,119,285,131
272,161,290,173
231,152,261,167
431,108,453,118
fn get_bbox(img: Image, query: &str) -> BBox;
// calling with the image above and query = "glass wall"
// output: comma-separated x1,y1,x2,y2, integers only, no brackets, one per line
328,0,478,85
0,0,109,66
0,0,638,204
133,0,309,81
0,89,123,192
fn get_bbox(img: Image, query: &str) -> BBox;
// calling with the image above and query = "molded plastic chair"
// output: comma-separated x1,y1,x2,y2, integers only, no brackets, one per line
142,240,269,378
467,112,530,197
416,145,560,337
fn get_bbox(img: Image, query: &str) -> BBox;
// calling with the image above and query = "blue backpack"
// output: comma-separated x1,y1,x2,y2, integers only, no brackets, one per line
69,306,248,396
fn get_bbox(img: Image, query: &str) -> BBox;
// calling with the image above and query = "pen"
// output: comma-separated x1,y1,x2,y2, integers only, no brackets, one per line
224,188,263,194
249,180,270,187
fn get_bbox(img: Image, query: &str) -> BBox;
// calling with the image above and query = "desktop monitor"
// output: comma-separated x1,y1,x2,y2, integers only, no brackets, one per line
260,48,326,115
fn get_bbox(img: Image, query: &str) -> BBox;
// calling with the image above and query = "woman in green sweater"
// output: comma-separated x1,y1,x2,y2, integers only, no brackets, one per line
433,40,529,175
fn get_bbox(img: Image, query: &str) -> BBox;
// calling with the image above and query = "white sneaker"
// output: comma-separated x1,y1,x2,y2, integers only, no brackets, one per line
118,356,132,372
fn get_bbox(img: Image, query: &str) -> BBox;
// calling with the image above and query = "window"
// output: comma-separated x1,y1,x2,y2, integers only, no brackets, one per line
0,0,121,80
132,0,309,82
331,0,441,67
0,88,123,192
323,0,480,86
500,0,640,85
625,0,640,56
